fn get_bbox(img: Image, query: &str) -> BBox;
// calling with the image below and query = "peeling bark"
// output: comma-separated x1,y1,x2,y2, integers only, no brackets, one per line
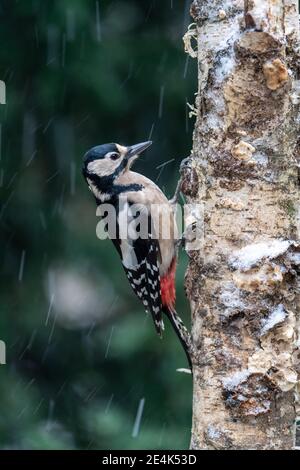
184,0,300,450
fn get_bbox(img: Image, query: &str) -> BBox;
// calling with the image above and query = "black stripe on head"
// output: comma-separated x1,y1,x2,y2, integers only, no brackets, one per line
83,143,118,165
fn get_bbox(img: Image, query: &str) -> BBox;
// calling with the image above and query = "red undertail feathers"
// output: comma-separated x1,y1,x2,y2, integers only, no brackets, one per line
160,257,176,309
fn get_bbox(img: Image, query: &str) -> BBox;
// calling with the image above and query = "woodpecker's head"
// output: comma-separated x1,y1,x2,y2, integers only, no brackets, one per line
82,141,152,180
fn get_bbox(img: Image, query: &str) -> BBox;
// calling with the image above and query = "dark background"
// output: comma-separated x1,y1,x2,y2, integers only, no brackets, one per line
0,0,196,450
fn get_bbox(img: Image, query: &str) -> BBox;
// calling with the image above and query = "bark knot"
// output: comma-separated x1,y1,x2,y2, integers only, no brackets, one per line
231,140,256,164
263,59,289,91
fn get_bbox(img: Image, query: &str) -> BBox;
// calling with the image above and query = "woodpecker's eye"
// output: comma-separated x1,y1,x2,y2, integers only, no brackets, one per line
107,152,120,161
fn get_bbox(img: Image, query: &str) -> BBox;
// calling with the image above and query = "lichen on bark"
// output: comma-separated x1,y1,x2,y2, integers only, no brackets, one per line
184,0,300,450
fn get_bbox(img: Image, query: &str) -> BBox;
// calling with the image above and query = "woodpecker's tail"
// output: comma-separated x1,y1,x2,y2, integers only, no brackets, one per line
163,305,193,372
160,258,193,372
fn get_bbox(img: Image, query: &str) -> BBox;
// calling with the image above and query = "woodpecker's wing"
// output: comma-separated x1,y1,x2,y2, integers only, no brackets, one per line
111,215,164,336
124,242,163,336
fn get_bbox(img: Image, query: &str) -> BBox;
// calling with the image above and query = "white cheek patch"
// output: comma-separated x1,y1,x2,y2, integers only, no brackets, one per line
87,159,119,177
87,160,102,173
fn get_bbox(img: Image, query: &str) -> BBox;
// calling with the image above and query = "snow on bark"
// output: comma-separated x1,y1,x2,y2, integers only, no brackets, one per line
230,240,291,271
260,304,287,336
184,0,300,450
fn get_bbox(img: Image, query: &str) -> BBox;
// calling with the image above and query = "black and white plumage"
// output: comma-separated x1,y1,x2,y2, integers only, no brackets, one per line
125,247,163,336
82,141,193,370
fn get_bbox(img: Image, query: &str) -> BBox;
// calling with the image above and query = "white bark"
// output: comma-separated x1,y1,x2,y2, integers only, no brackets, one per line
183,0,300,450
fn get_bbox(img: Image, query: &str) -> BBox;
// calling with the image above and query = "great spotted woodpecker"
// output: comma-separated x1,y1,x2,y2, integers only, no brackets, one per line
82,141,193,370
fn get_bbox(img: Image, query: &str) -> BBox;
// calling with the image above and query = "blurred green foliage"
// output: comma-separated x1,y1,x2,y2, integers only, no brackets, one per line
0,0,196,450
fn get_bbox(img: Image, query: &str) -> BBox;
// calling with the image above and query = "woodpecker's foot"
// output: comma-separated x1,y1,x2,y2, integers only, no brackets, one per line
182,221,198,244
176,221,198,256
179,157,191,173
169,157,191,205
169,179,182,206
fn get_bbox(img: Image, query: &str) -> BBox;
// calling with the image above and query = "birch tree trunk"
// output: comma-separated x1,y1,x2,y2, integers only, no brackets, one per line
183,0,300,450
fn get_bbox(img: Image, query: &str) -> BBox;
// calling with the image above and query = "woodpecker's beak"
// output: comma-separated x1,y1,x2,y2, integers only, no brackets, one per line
126,141,152,160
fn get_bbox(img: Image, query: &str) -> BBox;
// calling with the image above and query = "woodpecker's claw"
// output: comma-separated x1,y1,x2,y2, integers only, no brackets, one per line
169,157,192,205
169,179,182,205
183,221,198,243
176,221,198,257
179,157,191,173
